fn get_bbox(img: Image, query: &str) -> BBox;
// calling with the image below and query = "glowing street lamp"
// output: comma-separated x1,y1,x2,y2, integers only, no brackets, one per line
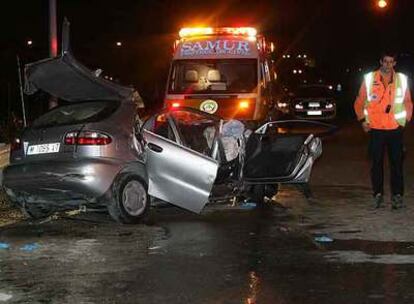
377,0,388,9
116,41,122,47
27,40,33,46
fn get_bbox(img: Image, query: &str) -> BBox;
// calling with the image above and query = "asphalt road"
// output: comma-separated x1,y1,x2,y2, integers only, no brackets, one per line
1,122,414,303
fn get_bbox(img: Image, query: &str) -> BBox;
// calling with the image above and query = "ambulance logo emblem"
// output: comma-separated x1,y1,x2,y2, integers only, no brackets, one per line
200,99,218,114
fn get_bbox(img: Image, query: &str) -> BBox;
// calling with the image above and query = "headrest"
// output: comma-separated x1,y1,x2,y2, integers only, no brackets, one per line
185,70,198,82
207,69,221,82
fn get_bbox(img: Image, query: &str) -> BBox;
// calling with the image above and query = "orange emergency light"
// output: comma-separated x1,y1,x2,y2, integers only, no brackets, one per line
377,0,388,8
238,100,250,109
179,27,257,39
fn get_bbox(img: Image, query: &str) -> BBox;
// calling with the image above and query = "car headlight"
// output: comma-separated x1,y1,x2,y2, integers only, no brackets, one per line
277,102,288,108
325,102,334,109
295,103,304,110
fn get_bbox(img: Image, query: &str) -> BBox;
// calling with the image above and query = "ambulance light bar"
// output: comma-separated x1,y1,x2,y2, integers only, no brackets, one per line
179,27,257,38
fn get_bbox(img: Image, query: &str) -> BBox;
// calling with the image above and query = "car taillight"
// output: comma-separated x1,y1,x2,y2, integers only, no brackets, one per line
64,131,112,145
11,138,22,152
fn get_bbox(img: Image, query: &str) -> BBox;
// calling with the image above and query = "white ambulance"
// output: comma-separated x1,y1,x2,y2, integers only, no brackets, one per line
164,27,276,121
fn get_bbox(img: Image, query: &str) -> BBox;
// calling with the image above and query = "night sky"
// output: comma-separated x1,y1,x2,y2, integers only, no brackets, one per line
1,0,413,122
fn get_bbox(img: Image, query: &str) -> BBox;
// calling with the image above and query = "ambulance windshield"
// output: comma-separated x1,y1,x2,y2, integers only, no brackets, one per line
168,59,257,94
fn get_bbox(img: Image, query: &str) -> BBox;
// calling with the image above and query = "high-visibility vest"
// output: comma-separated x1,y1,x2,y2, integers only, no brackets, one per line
364,71,408,126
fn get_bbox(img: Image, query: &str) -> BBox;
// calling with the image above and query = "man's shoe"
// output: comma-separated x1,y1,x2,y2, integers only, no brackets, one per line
391,194,404,210
373,193,384,209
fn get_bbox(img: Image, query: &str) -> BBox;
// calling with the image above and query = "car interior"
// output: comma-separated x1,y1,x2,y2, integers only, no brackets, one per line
244,132,305,179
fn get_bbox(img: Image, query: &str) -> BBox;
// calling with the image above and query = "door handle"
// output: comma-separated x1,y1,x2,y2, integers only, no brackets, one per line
147,143,163,153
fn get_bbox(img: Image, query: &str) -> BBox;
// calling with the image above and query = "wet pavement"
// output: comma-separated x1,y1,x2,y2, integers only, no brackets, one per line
1,122,414,303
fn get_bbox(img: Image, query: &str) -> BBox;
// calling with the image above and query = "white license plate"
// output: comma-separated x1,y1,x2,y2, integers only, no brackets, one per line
309,102,320,107
307,111,322,116
27,143,61,155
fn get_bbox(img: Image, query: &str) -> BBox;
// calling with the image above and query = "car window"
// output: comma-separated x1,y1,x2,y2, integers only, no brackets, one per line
143,114,177,142
168,59,258,94
32,100,120,128
169,110,219,156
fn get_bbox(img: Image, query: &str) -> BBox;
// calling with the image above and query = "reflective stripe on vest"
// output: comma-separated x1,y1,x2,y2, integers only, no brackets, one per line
363,71,408,126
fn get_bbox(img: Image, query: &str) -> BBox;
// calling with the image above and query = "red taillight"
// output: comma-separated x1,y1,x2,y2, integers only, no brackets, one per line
64,131,112,146
11,138,22,152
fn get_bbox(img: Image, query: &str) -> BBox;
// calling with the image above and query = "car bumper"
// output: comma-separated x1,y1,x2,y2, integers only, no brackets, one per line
2,158,124,206
293,108,336,120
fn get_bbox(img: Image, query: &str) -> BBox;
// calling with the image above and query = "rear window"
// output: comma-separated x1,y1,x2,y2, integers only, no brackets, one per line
32,101,120,128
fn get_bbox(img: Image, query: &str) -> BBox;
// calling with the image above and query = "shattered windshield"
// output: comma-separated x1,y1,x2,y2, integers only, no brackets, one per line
168,59,257,94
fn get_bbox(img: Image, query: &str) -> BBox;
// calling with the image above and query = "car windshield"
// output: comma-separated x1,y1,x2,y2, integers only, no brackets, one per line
169,110,220,155
168,59,257,94
32,100,120,128
296,86,334,98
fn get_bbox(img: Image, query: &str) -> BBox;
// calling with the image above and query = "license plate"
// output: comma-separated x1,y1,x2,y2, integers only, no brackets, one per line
307,111,322,116
309,102,320,107
27,143,60,155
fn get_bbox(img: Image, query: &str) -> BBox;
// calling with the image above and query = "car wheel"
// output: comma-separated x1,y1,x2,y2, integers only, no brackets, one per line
21,202,53,219
107,175,149,224
250,184,279,206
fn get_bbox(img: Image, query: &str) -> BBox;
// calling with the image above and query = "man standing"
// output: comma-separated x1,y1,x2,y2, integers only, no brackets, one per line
354,52,413,209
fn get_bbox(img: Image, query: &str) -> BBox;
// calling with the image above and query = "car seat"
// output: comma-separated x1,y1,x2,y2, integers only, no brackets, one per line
207,69,221,82
185,70,198,82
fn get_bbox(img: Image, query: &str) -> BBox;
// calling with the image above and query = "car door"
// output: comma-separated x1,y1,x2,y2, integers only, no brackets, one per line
243,120,332,184
142,111,219,213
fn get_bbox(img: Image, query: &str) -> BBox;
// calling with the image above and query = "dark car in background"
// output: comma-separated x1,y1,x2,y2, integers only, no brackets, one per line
275,85,337,120
289,85,337,120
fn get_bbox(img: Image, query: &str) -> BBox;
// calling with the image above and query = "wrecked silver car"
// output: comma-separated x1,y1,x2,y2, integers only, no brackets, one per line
1,28,324,224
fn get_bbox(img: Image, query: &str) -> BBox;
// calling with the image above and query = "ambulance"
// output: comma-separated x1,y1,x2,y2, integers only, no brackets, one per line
164,27,276,121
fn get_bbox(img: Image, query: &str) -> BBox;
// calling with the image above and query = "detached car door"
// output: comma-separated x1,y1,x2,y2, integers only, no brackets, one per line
142,110,219,213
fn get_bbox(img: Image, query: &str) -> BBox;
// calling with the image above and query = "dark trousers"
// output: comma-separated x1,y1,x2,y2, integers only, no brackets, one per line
369,128,404,196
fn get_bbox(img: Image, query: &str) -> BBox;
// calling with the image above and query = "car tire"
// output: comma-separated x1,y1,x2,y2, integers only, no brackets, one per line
250,184,279,206
107,175,150,224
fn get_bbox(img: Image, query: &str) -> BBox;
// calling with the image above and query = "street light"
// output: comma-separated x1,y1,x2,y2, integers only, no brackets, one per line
26,40,33,46
377,0,388,9
116,41,122,47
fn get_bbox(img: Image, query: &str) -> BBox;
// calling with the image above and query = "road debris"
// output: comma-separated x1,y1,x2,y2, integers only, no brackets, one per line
0,293,12,302
20,243,40,252
0,243,10,250
314,235,334,243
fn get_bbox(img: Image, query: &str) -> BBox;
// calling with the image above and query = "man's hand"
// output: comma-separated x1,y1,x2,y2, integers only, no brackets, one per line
362,121,371,133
